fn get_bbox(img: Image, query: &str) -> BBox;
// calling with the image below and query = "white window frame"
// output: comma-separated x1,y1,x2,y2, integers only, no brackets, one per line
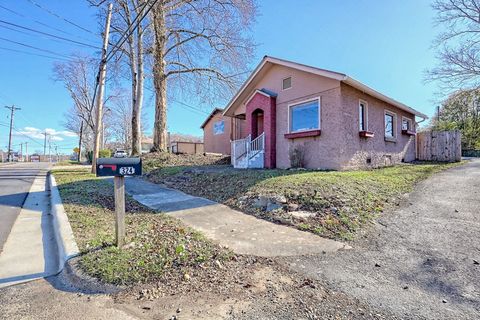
401,116,413,131
287,97,321,133
384,110,397,140
282,76,292,91
359,99,369,131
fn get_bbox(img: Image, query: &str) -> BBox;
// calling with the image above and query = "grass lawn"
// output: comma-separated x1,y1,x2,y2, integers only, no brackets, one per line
53,169,231,286
147,161,464,240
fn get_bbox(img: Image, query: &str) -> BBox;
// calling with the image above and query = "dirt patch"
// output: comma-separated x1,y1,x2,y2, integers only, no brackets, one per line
113,255,396,320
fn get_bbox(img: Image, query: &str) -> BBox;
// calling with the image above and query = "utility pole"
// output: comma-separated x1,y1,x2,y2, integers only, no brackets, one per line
48,135,51,162
4,105,21,162
92,3,113,174
20,142,23,161
43,131,48,159
25,142,28,162
78,120,83,163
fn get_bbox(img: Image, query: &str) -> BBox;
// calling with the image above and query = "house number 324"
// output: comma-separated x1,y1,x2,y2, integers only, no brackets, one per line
119,167,135,175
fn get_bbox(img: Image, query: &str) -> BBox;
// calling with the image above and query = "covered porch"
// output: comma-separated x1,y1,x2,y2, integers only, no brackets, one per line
230,89,277,169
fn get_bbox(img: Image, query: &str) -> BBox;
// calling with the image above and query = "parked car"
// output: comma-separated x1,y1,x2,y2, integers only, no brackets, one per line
114,149,128,158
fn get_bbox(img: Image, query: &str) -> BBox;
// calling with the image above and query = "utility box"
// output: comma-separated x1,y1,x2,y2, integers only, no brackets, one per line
96,158,142,177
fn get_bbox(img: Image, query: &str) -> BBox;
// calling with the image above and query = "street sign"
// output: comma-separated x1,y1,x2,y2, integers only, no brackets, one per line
96,157,142,177
95,157,142,248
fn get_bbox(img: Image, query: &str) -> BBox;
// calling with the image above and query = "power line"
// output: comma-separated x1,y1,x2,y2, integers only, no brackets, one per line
0,46,73,62
89,0,158,134
25,0,96,35
0,3,98,44
105,0,155,62
0,122,47,148
0,19,100,49
0,36,74,60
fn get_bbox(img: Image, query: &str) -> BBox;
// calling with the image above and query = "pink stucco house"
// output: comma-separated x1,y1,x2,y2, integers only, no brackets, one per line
203,56,427,170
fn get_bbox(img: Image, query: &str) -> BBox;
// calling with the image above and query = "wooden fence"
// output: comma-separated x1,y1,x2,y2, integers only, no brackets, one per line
417,130,462,162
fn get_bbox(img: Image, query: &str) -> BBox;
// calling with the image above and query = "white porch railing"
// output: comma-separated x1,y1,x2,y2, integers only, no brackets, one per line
231,132,265,168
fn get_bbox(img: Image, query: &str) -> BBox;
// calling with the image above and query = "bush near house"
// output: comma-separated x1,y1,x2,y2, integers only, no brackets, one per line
53,169,231,285
147,162,464,240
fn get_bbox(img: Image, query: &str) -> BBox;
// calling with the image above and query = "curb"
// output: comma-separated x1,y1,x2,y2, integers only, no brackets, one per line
48,172,80,272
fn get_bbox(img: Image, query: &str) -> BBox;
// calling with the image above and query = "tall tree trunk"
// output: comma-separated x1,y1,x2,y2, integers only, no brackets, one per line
152,4,167,152
131,0,144,156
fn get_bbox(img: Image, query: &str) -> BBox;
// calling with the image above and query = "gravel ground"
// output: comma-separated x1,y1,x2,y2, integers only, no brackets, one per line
281,159,480,319
0,256,398,320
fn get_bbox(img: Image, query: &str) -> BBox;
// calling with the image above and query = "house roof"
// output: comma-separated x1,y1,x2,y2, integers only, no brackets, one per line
200,107,224,129
222,56,428,119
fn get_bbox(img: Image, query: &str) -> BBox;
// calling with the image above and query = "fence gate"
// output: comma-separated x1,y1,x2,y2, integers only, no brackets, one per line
417,130,462,162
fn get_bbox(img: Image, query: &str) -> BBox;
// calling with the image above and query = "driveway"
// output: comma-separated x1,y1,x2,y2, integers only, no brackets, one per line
284,159,480,319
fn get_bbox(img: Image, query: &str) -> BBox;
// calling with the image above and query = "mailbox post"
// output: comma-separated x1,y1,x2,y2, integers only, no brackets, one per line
96,157,142,248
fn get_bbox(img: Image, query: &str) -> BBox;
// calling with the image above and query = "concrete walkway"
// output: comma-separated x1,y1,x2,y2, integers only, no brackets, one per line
0,166,58,288
121,177,348,257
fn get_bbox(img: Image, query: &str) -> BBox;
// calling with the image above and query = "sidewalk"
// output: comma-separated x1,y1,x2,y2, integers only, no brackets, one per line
0,171,58,288
121,177,349,257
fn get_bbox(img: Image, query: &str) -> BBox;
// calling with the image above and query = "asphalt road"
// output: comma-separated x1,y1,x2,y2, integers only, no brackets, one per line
0,162,50,253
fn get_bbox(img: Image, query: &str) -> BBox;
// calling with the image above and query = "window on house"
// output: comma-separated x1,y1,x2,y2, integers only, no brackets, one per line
384,111,396,138
359,101,367,131
282,77,292,90
213,120,224,135
290,99,319,132
402,117,412,131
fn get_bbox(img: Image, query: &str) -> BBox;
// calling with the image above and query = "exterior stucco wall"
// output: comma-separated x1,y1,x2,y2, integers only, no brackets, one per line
246,64,343,169
230,64,417,170
337,83,416,169
203,112,232,155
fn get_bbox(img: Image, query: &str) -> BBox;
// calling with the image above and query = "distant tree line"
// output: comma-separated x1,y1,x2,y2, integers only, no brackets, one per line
427,1,480,150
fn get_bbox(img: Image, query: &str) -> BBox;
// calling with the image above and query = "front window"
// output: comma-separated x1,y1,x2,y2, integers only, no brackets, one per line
359,101,367,131
385,111,396,138
290,99,319,132
402,118,412,131
213,120,224,135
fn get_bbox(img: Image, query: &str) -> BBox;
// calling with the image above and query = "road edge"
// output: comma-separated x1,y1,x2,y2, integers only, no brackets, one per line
48,172,80,272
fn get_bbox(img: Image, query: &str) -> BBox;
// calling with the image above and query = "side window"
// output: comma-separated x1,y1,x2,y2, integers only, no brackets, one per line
213,120,225,135
384,111,396,138
402,117,413,131
359,100,368,131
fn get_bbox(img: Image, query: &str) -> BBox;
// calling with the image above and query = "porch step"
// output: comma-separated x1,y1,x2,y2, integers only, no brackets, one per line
235,151,264,169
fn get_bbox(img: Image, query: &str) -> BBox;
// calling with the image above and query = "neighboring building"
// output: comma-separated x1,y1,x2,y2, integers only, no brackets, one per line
141,136,154,153
201,108,246,155
170,141,204,154
210,56,427,170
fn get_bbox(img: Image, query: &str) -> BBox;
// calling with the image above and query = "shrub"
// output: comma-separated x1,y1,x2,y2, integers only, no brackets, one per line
289,145,306,168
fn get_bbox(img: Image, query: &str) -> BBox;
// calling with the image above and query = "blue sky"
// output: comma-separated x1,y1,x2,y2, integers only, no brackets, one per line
0,0,441,154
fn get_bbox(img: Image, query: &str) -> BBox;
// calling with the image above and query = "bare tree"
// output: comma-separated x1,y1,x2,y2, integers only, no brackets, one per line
54,53,120,152
150,0,257,151
89,0,151,156
53,54,98,151
428,0,480,88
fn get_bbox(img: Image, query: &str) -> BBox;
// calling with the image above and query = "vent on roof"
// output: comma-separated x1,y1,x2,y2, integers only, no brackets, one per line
282,77,292,90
